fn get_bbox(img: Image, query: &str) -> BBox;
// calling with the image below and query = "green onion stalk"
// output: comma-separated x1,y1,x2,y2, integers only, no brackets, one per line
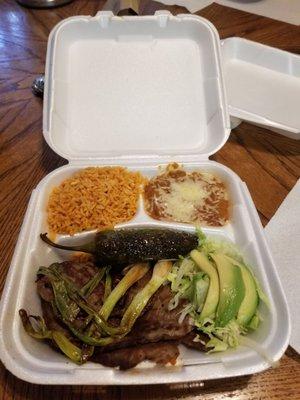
19,309,93,365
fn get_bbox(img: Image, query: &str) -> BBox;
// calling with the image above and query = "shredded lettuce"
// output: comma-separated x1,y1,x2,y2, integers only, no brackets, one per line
178,304,194,325
168,258,196,310
196,227,206,247
214,320,246,347
206,337,228,353
194,318,245,352
191,273,209,313
168,230,268,353
196,228,243,264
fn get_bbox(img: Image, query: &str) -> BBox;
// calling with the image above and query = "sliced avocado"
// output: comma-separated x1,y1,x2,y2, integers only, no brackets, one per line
224,255,259,327
248,314,260,330
190,250,219,320
211,254,245,327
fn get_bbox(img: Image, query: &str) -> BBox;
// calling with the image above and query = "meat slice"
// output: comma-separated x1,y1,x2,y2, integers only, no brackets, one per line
37,261,99,301
133,285,192,341
37,261,109,308
93,342,179,370
41,300,66,334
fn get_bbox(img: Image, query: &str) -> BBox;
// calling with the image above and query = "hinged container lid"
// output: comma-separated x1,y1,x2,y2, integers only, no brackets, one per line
43,11,230,163
221,37,300,140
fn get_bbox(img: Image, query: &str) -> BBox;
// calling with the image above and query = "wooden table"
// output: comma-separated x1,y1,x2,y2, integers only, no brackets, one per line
0,0,299,398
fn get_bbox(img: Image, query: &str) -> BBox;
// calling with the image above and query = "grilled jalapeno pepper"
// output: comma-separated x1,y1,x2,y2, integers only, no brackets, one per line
40,228,198,265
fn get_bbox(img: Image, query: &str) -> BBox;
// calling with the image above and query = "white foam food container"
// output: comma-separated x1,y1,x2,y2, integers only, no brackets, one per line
0,11,290,385
222,37,300,140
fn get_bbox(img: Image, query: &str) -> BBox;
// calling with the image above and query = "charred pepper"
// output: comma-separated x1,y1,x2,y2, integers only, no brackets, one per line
40,228,198,265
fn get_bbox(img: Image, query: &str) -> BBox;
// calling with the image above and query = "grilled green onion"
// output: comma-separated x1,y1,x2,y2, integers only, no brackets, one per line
19,309,94,364
66,323,116,346
100,263,150,322
51,279,81,323
19,309,51,339
38,265,116,337
120,260,172,330
52,331,87,365
81,268,106,298
103,267,112,301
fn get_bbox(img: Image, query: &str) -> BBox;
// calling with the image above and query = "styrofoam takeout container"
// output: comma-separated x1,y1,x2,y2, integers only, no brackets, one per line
0,11,290,385
221,37,300,140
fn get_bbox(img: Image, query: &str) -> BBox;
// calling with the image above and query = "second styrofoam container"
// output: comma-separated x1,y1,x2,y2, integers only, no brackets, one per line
222,37,300,139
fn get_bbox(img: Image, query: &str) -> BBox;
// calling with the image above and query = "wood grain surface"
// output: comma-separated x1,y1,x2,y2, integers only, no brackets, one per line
0,0,300,398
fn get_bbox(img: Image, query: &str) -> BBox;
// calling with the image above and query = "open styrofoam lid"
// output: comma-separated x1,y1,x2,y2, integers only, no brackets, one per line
43,11,230,162
221,37,300,140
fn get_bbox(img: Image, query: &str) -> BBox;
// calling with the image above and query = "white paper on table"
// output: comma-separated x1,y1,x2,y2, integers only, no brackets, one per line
264,179,300,353
158,0,300,25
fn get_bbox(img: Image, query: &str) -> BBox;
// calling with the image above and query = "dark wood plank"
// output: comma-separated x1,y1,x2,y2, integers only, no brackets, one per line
0,0,299,399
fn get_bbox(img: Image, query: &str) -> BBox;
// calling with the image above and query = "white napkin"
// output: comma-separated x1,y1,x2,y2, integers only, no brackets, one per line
158,1,300,25
264,179,300,353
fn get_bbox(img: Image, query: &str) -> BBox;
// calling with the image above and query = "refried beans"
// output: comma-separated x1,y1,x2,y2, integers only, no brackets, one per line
143,164,229,226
